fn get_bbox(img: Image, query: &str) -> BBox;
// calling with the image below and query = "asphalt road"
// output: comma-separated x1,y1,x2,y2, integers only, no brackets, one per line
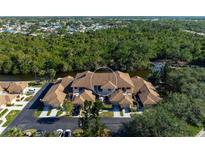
3,83,131,135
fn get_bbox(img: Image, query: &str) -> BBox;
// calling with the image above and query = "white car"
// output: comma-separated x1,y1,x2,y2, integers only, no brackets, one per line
26,89,35,95
56,129,64,137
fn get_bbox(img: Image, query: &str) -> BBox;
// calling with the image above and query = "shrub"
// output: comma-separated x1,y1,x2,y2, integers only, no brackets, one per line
72,128,84,137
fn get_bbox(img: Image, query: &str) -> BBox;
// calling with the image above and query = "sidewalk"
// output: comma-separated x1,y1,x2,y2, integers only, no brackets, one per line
122,109,130,118
39,105,50,117
49,109,58,117
196,128,205,137
113,111,121,117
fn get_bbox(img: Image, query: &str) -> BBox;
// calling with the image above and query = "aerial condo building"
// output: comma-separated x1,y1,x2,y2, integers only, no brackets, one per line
42,71,161,110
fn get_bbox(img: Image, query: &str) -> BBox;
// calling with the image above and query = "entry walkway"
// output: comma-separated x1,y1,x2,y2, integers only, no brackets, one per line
49,109,58,117
113,105,121,117
39,105,50,117
122,109,130,118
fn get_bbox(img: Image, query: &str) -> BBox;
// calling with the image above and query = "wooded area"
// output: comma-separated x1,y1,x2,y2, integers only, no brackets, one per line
0,20,205,75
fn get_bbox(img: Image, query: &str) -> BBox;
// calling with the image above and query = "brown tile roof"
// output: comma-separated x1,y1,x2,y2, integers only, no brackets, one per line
42,76,74,107
110,89,124,102
119,95,133,108
138,82,161,105
7,82,28,94
72,95,85,105
0,94,17,106
59,76,74,88
71,71,134,89
72,90,96,106
42,83,66,106
110,90,133,108
131,76,145,93
0,82,10,90
0,85,3,91
132,76,161,105
101,81,117,89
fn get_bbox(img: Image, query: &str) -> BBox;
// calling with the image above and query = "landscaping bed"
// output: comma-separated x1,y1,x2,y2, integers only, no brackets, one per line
28,81,44,87
100,112,113,117
2,110,21,127
46,109,52,116
24,96,33,101
0,109,8,118
101,103,113,110
57,110,64,117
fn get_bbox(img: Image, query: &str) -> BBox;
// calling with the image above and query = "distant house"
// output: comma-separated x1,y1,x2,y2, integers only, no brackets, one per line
0,82,28,94
110,90,133,108
0,85,3,92
41,76,74,107
7,82,28,94
0,94,17,107
131,76,161,105
72,89,96,106
42,71,161,110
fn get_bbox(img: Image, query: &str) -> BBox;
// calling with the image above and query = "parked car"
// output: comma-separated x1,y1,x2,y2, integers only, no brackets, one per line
56,129,64,137
26,89,35,95
64,129,72,137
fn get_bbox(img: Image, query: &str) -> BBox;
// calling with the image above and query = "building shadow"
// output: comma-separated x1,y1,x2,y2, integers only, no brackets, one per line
37,117,60,124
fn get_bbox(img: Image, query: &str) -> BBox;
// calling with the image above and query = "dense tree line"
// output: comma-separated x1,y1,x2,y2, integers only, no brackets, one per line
0,21,205,75
119,67,205,136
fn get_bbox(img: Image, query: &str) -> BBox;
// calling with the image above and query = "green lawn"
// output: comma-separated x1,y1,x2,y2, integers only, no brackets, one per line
28,81,44,87
120,111,123,117
100,112,113,117
24,96,33,101
34,102,44,118
2,110,21,127
102,103,113,110
15,104,23,107
47,109,52,116
183,125,202,137
0,109,8,118
57,110,63,117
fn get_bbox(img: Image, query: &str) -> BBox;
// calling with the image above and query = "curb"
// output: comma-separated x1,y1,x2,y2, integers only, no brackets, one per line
196,128,205,137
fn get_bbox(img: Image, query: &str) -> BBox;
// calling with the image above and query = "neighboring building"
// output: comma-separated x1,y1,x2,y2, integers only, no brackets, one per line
110,90,133,108
42,71,161,109
0,82,10,90
0,81,28,94
7,82,28,94
41,76,74,107
72,89,96,106
131,76,161,105
0,85,3,92
0,94,17,107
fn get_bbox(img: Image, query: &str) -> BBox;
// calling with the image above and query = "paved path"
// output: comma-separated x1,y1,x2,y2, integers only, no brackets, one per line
196,128,205,137
113,105,121,118
49,109,58,117
183,29,205,36
122,109,130,118
39,106,50,117
113,111,121,117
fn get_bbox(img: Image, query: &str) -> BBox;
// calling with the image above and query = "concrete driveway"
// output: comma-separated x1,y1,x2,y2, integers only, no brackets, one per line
113,105,121,117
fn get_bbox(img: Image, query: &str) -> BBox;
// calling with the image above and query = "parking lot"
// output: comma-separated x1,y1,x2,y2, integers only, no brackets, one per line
0,86,40,134
3,83,132,135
